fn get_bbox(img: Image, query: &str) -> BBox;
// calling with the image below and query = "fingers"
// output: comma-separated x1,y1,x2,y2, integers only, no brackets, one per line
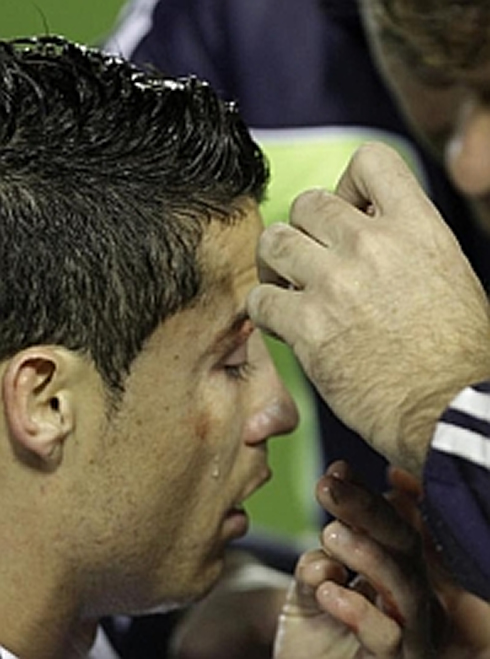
387,466,422,499
288,187,369,251
287,143,434,251
321,520,420,623
334,141,430,219
315,579,402,657
248,142,436,350
316,460,419,555
284,549,348,616
247,282,302,344
318,521,445,658
313,462,446,656
247,221,335,343
247,193,362,342
254,222,319,290
290,548,405,659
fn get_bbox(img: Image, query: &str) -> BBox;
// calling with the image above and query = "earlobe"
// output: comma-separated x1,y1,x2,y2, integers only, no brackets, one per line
2,347,75,465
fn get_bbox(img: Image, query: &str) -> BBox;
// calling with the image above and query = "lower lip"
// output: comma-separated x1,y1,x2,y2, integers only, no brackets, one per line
223,507,249,539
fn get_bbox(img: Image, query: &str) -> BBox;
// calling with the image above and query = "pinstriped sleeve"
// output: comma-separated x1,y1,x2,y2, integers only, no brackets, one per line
422,382,490,601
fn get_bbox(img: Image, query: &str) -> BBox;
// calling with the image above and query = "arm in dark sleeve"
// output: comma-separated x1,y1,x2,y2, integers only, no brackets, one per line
422,381,490,601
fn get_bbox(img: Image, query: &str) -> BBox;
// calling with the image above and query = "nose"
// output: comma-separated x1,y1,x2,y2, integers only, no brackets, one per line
445,97,490,196
245,346,299,446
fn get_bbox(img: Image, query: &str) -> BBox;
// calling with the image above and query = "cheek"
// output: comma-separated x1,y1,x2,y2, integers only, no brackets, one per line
195,407,213,443
374,56,459,141
392,80,456,134
195,394,245,469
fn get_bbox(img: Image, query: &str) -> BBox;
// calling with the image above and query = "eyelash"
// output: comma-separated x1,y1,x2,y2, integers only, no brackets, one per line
224,361,255,382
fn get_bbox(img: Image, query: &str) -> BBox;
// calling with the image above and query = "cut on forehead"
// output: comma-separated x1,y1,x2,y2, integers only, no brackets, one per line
369,0,490,70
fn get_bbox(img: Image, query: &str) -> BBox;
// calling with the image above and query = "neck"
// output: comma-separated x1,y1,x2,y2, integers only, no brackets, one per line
0,525,97,658
0,585,98,659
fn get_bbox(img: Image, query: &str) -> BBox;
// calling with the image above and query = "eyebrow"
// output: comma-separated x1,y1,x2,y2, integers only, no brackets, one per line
204,309,252,358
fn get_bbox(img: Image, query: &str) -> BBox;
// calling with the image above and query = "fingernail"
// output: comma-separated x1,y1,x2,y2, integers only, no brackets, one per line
323,522,353,547
318,474,349,506
326,460,352,481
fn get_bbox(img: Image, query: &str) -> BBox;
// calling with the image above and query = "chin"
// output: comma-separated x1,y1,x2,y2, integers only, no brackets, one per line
192,556,226,600
159,554,227,610
127,543,227,615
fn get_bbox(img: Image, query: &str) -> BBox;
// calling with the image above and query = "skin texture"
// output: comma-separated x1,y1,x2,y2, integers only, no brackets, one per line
168,3,490,656
273,461,490,659
359,0,490,234
0,201,298,659
170,459,490,659
248,142,490,476
273,461,443,658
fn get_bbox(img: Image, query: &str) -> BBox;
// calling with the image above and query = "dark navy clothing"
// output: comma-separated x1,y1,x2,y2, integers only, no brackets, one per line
105,0,490,283
106,0,490,605
423,383,490,601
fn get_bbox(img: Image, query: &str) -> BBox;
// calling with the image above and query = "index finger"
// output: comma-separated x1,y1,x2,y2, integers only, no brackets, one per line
247,221,333,341
247,282,304,346
316,461,419,556
255,221,331,289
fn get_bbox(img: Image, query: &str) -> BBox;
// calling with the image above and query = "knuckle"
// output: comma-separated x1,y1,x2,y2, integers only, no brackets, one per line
291,187,328,214
257,222,295,262
348,222,392,265
247,286,270,321
354,140,398,173
346,220,374,252
290,188,338,225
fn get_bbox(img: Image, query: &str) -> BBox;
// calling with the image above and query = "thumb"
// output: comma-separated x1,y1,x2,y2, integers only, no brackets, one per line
273,554,352,659
280,574,321,618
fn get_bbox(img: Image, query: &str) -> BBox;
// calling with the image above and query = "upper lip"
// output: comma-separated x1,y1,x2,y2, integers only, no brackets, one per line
234,467,272,508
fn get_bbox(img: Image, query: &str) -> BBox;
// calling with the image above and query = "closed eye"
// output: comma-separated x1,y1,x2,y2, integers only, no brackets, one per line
221,339,255,382
224,361,256,381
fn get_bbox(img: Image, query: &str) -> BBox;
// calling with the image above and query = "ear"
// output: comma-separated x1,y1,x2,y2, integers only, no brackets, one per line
2,346,76,465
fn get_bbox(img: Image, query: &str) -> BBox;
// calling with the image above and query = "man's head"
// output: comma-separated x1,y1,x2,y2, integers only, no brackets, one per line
359,0,490,232
0,35,268,397
0,36,298,644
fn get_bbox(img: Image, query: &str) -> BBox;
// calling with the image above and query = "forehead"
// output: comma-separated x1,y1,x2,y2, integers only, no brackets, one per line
371,0,490,70
198,200,263,298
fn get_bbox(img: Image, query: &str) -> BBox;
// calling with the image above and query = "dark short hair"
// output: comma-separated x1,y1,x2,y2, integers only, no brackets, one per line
372,0,490,70
0,36,269,397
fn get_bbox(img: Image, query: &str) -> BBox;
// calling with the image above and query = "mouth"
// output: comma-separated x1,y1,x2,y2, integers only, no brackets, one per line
240,467,272,503
223,468,272,540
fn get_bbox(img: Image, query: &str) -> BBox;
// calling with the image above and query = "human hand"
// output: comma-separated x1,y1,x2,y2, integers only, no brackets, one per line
248,142,490,475
273,460,445,659
387,467,490,659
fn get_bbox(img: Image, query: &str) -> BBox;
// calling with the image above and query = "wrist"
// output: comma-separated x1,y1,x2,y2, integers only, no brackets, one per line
397,371,490,477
